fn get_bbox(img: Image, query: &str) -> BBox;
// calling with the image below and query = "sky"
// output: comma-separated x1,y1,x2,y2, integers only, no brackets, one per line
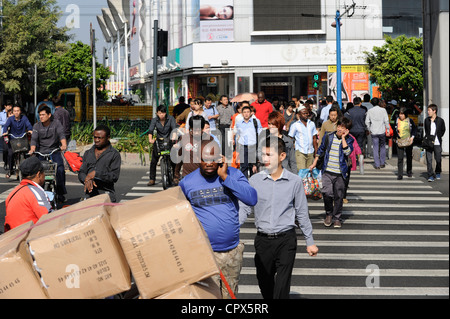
56,0,109,53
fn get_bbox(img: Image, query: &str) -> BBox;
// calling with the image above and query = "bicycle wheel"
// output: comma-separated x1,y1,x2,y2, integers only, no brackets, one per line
161,156,169,190
17,153,25,181
167,158,174,186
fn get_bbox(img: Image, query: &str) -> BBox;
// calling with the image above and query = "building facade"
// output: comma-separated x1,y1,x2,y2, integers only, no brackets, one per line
96,0,427,110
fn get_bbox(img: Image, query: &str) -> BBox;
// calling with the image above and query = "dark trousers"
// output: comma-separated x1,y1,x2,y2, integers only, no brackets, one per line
6,142,14,174
2,139,8,168
322,172,346,221
344,169,351,199
254,229,297,299
426,145,443,178
149,144,175,181
350,131,365,153
397,145,413,176
218,124,230,156
238,143,257,179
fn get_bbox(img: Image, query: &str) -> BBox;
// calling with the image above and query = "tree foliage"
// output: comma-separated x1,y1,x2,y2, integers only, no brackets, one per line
0,0,69,98
365,35,423,103
44,41,113,101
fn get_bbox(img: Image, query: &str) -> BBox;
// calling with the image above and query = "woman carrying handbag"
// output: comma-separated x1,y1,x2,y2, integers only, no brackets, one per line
393,107,417,180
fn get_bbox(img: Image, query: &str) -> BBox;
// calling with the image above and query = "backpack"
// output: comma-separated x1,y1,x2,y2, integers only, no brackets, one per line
64,151,83,173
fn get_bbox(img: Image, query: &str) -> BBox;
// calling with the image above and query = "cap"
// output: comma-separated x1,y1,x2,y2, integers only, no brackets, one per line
389,100,397,106
296,105,307,113
20,156,44,177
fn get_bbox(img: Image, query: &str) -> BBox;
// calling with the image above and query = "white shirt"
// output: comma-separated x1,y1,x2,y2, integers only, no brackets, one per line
430,121,440,145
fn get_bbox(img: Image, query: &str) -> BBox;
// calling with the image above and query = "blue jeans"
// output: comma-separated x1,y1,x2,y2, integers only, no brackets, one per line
371,134,386,168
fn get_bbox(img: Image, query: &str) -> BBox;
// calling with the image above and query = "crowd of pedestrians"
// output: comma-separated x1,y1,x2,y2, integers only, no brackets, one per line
151,91,446,299
1,89,445,300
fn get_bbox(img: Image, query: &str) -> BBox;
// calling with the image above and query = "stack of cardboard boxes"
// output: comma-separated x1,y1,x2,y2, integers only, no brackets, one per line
0,187,221,299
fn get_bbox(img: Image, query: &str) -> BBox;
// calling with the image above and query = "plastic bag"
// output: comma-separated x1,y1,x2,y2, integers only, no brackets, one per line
299,169,322,200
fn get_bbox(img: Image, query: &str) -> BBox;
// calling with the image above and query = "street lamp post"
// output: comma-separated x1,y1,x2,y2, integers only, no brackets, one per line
333,2,356,109
335,11,343,109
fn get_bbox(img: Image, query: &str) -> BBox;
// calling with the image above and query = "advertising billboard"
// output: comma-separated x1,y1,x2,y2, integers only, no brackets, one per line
199,0,234,42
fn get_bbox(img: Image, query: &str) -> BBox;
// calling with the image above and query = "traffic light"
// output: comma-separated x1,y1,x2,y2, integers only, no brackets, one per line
157,30,168,57
313,73,320,90
27,66,35,83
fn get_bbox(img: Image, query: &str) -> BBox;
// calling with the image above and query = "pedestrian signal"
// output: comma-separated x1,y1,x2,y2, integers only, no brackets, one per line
313,73,320,90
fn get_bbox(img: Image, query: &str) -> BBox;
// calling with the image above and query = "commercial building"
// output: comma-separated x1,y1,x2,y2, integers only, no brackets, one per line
100,0,426,109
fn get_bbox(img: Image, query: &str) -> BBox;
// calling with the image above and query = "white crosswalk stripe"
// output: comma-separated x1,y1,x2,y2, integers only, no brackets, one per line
117,165,449,299
237,168,449,299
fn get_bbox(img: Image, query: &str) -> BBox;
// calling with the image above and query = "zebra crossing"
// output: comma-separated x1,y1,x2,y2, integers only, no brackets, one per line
120,163,449,299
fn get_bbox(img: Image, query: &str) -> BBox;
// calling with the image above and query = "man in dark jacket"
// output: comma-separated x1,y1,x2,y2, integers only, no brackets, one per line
78,125,121,202
424,104,446,182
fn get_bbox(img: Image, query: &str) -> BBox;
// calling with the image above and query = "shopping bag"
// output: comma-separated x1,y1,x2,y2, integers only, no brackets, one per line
299,169,322,200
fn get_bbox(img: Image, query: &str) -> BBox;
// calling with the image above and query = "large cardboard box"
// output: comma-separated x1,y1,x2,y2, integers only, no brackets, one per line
155,277,221,299
0,222,48,299
26,195,131,299
109,187,220,299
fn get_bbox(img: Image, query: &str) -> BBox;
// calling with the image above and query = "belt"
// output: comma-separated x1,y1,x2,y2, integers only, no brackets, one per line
257,229,295,239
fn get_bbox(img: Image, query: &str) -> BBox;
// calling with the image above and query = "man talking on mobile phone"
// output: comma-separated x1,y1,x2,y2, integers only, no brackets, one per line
179,138,257,299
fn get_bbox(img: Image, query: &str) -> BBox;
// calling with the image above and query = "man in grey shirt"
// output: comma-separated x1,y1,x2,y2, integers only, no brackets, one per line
217,95,235,155
240,137,318,299
29,104,67,203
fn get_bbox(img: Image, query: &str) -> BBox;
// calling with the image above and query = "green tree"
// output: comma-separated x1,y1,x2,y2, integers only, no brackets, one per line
44,41,113,101
365,35,423,103
0,0,69,100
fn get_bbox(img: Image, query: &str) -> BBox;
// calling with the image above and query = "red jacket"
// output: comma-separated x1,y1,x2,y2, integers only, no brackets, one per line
251,100,273,128
4,179,52,232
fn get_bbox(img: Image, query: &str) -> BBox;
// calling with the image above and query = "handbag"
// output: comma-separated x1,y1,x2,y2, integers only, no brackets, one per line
301,170,322,200
422,135,435,150
396,137,413,148
386,124,393,137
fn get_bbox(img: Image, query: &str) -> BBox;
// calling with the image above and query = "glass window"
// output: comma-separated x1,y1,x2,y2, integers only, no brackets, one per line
253,0,322,32
382,0,423,38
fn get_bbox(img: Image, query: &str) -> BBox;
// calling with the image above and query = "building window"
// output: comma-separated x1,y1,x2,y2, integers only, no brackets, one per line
253,0,322,33
382,0,423,38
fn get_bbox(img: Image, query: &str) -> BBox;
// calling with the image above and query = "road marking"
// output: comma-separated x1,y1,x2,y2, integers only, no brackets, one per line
306,202,449,208
237,285,449,297
239,228,449,236
348,190,442,195
307,210,449,217
244,217,449,226
345,196,448,201
239,239,449,248
0,187,16,203
242,252,449,261
131,186,165,191
240,267,449,277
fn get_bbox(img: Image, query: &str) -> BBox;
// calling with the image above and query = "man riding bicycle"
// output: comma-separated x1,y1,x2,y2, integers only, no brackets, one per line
2,105,33,179
29,104,67,204
147,105,178,186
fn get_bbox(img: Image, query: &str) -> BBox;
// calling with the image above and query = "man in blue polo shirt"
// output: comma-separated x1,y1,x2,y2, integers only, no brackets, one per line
180,138,257,299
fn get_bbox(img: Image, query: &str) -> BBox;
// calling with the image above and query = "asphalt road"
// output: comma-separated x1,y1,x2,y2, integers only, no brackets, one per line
0,158,448,299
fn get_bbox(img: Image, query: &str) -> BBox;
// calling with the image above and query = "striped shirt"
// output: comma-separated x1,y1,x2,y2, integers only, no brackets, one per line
325,135,342,174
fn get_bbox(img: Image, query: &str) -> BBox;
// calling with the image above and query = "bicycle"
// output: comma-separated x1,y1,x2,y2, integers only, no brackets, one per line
4,132,30,181
155,137,174,190
34,148,60,209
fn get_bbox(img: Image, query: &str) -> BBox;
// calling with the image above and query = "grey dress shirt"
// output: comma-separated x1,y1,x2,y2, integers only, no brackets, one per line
239,169,315,246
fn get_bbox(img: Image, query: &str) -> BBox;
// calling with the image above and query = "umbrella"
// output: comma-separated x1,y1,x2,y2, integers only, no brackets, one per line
231,93,258,103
